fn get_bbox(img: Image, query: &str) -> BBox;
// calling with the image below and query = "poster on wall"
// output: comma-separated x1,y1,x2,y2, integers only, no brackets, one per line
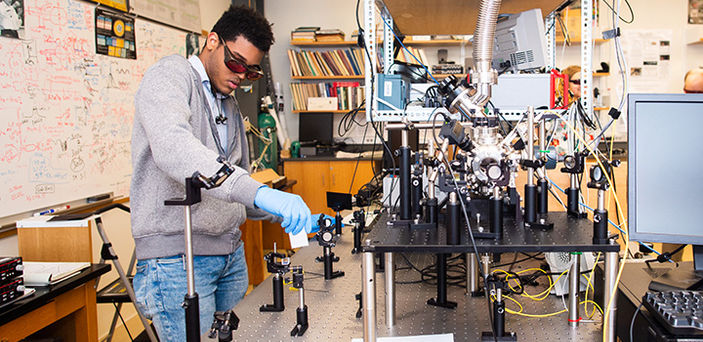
690,0,703,24
185,32,199,58
92,0,129,12
95,7,136,59
0,0,24,39
621,29,673,93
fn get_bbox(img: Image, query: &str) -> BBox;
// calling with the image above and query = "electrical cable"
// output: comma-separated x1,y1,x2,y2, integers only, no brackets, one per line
378,19,439,85
603,0,634,24
491,252,545,268
501,298,602,318
377,17,479,122
583,252,602,319
546,176,625,235
347,121,370,194
354,0,398,214
630,303,643,342
398,253,469,287
556,12,571,46
443,155,498,341
338,100,368,137
543,110,629,342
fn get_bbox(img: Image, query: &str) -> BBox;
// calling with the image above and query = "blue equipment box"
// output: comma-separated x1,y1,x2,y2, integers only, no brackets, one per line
376,74,410,111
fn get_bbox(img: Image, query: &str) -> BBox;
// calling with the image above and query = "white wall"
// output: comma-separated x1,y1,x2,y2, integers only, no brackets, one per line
200,0,233,32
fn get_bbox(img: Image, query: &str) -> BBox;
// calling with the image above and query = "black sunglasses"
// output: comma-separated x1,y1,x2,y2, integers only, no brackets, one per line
220,39,263,81
569,79,581,85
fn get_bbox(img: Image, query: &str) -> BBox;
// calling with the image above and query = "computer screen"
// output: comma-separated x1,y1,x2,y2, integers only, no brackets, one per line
628,93,703,245
492,8,548,73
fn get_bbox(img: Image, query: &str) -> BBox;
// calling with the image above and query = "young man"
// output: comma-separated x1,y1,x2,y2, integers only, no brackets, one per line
684,68,703,93
131,6,322,341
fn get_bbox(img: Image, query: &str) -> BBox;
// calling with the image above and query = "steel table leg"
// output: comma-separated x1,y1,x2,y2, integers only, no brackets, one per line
384,252,395,327
466,253,479,296
362,246,377,342
569,252,581,327
604,246,619,342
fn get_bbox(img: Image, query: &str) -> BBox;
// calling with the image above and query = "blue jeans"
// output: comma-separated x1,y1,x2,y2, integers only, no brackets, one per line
133,244,248,342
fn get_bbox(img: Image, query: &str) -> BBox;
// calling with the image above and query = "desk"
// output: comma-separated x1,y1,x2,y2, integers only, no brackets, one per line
614,261,703,341
361,211,621,341
0,264,111,342
216,218,609,341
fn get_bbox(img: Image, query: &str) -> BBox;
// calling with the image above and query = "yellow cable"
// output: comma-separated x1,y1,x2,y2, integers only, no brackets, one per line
522,269,567,301
606,122,616,206
506,307,566,318
491,294,525,313
492,267,558,300
544,110,629,342
583,252,602,319
491,269,526,293
495,293,603,318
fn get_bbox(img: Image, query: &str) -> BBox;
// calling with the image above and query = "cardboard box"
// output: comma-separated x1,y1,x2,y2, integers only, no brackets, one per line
307,97,338,111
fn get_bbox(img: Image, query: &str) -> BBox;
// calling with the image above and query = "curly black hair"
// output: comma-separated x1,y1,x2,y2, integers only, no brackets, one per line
211,5,274,52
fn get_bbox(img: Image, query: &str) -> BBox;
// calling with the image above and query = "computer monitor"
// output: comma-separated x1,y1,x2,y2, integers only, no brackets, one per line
628,93,703,290
492,8,548,73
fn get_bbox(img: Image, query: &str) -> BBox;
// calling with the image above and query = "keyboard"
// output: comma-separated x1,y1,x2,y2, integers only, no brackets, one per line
643,291,703,336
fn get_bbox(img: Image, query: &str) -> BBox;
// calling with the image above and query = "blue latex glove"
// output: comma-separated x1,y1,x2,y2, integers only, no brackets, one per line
309,214,335,234
254,186,311,235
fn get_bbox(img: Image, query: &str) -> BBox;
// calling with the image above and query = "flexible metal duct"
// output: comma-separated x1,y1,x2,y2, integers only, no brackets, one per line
470,0,501,107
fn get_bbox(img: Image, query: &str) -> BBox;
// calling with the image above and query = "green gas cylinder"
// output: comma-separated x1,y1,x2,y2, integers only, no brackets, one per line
257,112,278,169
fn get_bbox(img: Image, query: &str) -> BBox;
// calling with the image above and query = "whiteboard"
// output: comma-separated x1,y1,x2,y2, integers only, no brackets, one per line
0,0,187,218
131,0,202,33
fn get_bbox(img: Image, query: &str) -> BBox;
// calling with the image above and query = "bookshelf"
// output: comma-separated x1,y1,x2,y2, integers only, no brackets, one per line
404,39,469,46
292,109,365,113
291,40,359,47
288,41,366,113
292,75,365,80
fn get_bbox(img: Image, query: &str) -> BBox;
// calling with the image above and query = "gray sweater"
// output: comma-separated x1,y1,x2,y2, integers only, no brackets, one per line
131,54,273,260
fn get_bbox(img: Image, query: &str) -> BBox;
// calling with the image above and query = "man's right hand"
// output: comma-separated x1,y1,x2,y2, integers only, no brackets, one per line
254,186,311,235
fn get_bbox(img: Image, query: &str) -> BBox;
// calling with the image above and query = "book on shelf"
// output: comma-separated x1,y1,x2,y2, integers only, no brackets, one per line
315,29,345,42
291,26,319,41
290,82,365,111
288,48,365,77
394,46,427,65
410,35,432,41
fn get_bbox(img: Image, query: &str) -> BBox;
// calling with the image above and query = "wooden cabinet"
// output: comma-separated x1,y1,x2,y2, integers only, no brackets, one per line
17,218,94,262
284,159,380,216
329,160,378,195
283,160,331,215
